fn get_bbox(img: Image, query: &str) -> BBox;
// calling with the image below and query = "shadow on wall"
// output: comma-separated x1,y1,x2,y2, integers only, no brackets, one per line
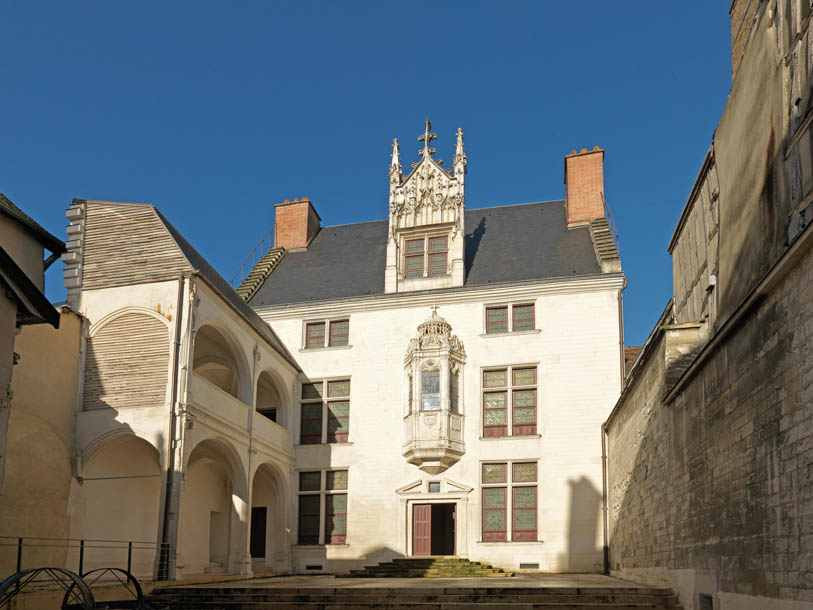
285,545,405,576
557,476,603,573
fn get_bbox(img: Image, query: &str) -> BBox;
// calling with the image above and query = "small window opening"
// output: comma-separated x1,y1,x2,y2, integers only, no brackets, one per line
428,482,441,493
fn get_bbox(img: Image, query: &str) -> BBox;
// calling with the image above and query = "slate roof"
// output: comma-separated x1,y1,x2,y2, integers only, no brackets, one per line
0,192,66,253
249,200,603,307
154,210,299,370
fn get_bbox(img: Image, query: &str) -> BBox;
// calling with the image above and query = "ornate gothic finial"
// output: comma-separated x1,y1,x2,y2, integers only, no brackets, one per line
418,116,437,158
390,138,401,176
454,127,466,174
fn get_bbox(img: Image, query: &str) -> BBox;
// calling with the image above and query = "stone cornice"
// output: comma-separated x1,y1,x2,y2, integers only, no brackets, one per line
254,273,625,321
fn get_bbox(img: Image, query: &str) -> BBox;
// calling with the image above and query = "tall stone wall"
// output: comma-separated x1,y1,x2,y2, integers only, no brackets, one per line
606,244,813,606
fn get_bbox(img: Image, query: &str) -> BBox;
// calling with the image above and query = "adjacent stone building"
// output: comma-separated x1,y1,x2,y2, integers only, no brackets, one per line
603,2,813,609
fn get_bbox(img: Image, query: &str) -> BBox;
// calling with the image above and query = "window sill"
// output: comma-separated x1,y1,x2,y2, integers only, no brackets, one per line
293,544,350,549
480,329,541,338
477,540,544,545
295,442,354,448
299,345,353,353
479,434,541,441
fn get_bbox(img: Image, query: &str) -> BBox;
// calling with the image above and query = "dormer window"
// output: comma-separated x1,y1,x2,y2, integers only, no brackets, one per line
404,235,449,279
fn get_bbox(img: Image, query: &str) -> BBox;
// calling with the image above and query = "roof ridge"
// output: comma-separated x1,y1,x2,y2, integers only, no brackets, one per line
317,200,565,230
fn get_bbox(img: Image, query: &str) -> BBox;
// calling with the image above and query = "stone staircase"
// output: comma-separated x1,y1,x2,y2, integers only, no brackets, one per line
235,247,286,301
339,557,512,578
148,584,684,609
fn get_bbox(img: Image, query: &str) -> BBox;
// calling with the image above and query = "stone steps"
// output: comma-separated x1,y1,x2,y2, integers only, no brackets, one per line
148,585,684,609
339,557,512,578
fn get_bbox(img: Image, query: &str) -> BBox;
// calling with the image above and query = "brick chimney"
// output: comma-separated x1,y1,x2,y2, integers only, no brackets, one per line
274,197,321,250
564,147,605,227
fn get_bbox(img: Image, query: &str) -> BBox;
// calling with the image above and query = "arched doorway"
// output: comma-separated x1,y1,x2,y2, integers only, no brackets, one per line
250,463,288,574
70,435,162,579
178,438,248,576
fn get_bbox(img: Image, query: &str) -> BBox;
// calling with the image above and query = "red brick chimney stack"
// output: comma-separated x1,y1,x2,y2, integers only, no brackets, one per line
274,197,321,250
564,147,605,228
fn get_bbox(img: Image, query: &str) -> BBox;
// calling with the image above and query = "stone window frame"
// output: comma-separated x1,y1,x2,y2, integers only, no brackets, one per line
299,378,351,445
302,318,351,350
402,232,450,279
296,469,349,546
481,365,538,438
480,459,539,542
483,302,538,336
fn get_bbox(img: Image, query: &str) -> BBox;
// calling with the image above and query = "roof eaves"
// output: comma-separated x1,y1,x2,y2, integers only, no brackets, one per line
0,246,60,328
0,193,66,254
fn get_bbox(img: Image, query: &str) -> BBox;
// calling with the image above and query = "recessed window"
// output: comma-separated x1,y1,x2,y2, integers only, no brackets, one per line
428,481,441,493
485,303,536,334
298,470,348,545
481,461,538,542
300,379,350,444
403,234,449,279
483,366,537,437
304,319,350,349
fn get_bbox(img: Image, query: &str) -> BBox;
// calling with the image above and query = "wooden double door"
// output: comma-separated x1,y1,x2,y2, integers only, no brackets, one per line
412,503,456,556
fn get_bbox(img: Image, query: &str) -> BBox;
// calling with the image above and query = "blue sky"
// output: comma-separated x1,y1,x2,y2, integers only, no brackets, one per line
1,2,731,345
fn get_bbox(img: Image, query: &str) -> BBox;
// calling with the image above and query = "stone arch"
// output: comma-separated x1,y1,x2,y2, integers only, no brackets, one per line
255,368,290,429
84,309,171,411
249,462,289,573
69,434,162,579
81,427,163,471
192,322,252,404
178,436,250,576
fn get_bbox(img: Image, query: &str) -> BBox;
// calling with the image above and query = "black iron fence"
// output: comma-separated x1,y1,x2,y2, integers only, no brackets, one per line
0,536,169,582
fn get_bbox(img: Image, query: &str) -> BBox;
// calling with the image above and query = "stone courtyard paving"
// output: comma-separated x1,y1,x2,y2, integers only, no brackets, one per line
171,573,653,589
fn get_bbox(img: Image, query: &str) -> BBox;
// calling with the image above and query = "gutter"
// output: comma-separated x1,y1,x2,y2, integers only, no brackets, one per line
158,275,185,580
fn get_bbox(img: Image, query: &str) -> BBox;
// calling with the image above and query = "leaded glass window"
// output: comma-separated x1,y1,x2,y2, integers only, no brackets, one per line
512,304,535,331
305,322,325,348
481,461,538,542
329,320,349,347
421,370,440,411
485,306,508,334
300,378,351,444
298,469,349,545
482,365,538,437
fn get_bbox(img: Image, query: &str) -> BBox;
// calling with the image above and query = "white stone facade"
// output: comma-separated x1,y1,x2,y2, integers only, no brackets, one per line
255,275,624,573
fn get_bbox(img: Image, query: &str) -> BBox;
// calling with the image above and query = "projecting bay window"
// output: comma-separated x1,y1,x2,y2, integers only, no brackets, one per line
297,469,348,545
300,379,350,444
403,234,449,279
481,461,538,542
485,303,536,334
482,366,537,437
304,319,350,349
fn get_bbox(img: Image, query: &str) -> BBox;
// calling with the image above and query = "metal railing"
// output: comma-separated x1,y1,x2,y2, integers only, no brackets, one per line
602,194,620,252
230,228,274,289
0,536,169,583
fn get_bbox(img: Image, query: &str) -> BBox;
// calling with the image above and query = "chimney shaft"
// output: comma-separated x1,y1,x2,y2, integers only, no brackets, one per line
274,197,321,249
564,147,605,227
